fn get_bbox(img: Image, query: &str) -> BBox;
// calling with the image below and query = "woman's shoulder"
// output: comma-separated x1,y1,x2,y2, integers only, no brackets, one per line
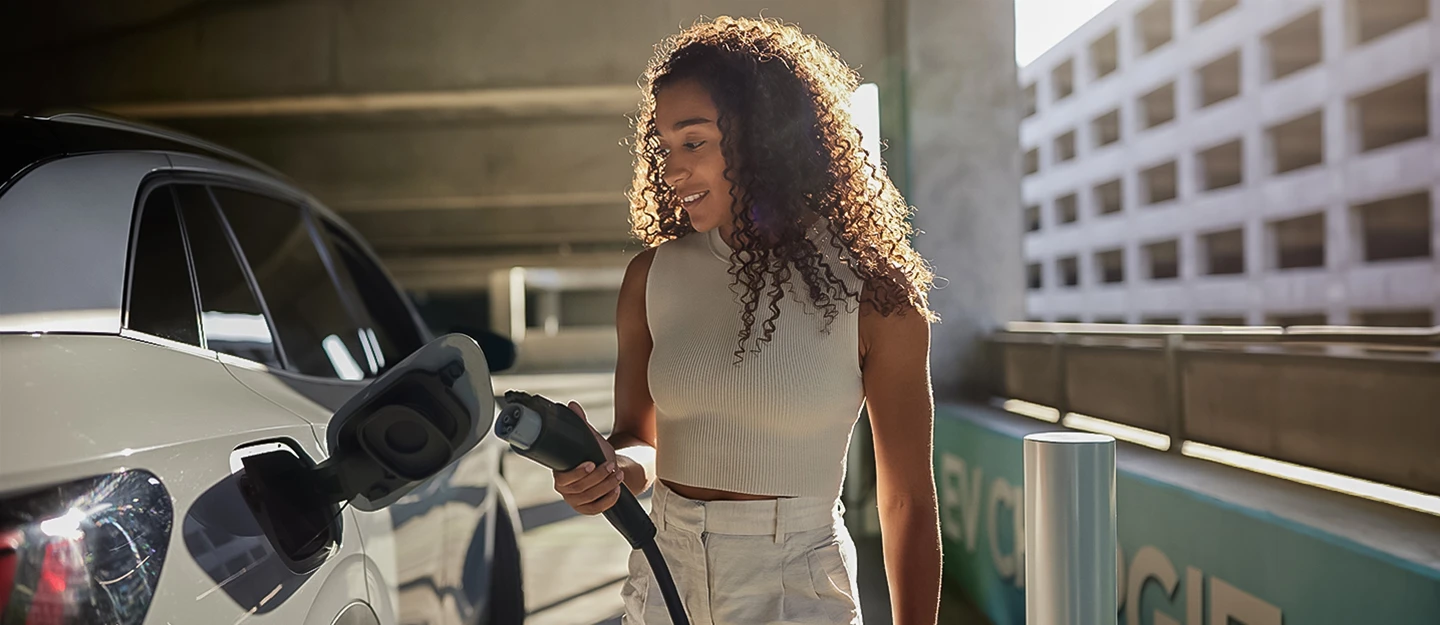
622,236,701,317
647,230,710,263
626,246,659,280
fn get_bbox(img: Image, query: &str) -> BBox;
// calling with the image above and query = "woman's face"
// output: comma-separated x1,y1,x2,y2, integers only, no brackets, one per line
654,78,738,235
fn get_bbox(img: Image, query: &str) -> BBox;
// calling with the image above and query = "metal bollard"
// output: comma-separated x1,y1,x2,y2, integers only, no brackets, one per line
1024,432,1118,625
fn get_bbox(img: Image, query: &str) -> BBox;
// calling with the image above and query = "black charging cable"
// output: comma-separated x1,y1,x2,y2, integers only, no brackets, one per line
494,391,689,625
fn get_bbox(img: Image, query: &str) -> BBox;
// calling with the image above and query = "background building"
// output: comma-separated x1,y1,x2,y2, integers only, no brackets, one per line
1019,0,1439,327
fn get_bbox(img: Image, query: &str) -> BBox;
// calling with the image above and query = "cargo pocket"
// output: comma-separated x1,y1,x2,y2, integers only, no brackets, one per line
621,547,652,624
804,538,860,624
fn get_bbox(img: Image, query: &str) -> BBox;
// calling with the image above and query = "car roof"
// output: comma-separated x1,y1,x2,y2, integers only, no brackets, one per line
0,110,372,335
1,109,286,193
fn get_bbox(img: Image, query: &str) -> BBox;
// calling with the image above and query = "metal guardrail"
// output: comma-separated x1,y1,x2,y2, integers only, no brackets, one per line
991,322,1440,497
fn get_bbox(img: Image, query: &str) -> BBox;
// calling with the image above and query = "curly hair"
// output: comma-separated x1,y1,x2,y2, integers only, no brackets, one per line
627,16,937,360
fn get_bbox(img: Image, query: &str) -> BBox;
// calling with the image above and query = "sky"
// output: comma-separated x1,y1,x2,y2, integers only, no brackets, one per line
1015,0,1120,66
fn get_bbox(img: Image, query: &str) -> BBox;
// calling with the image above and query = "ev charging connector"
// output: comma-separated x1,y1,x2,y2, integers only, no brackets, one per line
495,391,689,625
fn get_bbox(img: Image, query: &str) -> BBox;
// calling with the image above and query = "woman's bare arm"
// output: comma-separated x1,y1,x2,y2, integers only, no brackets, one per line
608,248,659,496
861,297,941,625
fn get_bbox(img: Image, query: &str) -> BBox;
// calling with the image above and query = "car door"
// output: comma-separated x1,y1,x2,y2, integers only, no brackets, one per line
172,176,458,625
0,176,375,625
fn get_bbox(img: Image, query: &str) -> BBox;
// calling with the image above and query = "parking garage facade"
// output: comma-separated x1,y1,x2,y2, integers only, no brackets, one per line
1019,0,1440,327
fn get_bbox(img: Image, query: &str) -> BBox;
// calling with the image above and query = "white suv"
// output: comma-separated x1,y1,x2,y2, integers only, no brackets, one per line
0,110,524,625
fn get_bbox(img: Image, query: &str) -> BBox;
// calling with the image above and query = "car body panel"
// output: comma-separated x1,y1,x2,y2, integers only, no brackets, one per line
222,360,410,624
0,333,311,481
226,357,503,625
0,332,372,624
0,152,168,334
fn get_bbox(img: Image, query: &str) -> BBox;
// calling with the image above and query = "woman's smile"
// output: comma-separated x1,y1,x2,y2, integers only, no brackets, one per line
679,189,709,210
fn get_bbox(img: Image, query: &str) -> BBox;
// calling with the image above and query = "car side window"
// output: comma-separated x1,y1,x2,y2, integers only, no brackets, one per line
320,221,425,369
172,184,283,368
127,187,201,345
210,186,370,380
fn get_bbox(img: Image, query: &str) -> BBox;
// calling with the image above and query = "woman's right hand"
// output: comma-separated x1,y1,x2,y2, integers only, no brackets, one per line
552,401,626,515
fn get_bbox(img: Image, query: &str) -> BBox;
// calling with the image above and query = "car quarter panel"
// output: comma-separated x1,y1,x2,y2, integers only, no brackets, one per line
0,333,371,624
0,334,314,480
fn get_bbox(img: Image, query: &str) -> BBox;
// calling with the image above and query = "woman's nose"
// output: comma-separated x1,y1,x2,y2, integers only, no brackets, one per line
662,155,689,188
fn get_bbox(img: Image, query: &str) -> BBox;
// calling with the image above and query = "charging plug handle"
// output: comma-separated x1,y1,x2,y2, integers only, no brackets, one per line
496,392,656,548
495,391,688,625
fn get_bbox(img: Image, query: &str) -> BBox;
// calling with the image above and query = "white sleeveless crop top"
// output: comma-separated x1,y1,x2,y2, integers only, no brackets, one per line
645,225,865,499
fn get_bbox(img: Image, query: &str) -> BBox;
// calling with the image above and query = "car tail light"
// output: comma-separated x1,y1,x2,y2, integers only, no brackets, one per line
0,529,19,615
0,470,172,624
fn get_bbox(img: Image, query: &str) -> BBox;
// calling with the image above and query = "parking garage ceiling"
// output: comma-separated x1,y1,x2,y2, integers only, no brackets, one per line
1,0,891,291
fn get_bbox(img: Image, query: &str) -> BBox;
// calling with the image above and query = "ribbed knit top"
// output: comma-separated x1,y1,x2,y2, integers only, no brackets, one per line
646,224,865,499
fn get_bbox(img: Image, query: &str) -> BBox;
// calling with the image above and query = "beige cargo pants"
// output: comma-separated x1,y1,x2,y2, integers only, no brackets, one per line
621,480,863,625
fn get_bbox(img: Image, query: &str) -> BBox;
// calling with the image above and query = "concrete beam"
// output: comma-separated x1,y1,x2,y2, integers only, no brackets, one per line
99,84,641,120
367,230,633,251
334,191,624,214
168,115,634,205
388,252,634,291
521,267,628,290
346,201,633,254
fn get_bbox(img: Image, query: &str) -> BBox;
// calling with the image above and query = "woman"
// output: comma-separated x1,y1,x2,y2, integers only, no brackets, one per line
552,16,942,625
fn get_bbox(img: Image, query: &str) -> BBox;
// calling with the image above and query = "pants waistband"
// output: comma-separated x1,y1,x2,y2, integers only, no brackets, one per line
652,480,844,544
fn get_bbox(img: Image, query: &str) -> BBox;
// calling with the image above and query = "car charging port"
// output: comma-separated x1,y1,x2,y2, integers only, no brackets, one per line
237,450,342,574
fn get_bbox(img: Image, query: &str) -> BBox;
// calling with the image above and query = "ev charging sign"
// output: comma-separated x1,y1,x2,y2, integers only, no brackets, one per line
933,407,1440,625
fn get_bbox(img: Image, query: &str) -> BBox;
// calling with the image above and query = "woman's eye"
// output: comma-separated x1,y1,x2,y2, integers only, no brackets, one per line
684,141,705,150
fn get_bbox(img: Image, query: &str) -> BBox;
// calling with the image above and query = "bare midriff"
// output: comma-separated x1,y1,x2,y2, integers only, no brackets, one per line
660,479,782,501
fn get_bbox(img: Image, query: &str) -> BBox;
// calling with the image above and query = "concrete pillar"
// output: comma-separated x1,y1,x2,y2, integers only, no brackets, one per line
1176,147,1199,203
902,0,1023,400
1240,33,1268,191
1175,60,1198,124
488,267,526,343
1124,239,1144,306
1180,229,1201,283
1076,114,1095,162
1324,0,1355,320
1244,213,1266,316
1321,5,1353,328
1431,181,1440,324
538,289,561,337
1173,0,1194,41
